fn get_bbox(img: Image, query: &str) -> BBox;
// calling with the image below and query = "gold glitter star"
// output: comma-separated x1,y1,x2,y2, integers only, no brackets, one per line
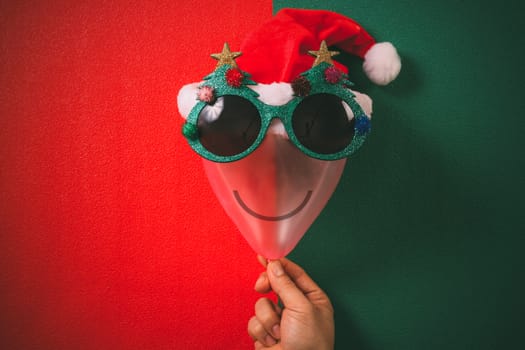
211,43,242,69
308,40,339,67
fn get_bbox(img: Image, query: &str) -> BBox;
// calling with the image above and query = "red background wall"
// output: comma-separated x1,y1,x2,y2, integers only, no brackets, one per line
1,1,272,349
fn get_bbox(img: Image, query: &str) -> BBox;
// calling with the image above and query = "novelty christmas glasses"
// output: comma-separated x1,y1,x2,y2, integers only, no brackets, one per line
182,42,371,163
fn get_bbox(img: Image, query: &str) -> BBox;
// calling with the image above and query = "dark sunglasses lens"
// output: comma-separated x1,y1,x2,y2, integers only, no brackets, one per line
197,95,261,157
292,93,355,155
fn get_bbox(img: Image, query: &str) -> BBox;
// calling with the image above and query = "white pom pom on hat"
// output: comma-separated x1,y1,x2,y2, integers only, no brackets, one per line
363,42,402,85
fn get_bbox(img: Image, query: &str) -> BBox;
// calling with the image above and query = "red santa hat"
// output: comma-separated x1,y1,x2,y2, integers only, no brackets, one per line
236,8,401,85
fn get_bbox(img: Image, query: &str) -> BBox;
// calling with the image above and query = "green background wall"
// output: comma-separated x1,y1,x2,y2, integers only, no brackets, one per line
276,0,525,348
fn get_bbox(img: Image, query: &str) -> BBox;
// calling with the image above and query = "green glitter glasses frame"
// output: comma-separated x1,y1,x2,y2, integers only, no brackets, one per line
182,45,371,163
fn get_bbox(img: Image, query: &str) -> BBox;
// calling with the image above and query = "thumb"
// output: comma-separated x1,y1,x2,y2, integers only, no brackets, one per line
266,260,309,310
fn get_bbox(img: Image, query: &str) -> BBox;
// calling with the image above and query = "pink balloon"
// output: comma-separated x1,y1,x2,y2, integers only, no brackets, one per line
203,130,346,259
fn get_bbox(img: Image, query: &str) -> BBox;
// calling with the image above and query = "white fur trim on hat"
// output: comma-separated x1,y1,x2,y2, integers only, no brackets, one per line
363,42,401,85
177,82,373,138
177,82,200,119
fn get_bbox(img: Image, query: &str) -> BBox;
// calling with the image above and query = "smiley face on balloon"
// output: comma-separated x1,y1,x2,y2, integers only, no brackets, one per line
177,9,401,259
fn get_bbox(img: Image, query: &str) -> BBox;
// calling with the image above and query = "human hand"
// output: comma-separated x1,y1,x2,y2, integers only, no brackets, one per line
247,256,334,350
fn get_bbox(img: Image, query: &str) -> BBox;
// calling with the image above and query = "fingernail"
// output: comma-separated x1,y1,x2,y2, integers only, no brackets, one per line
272,324,281,339
270,260,284,276
265,335,276,346
254,274,265,289
257,255,268,267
